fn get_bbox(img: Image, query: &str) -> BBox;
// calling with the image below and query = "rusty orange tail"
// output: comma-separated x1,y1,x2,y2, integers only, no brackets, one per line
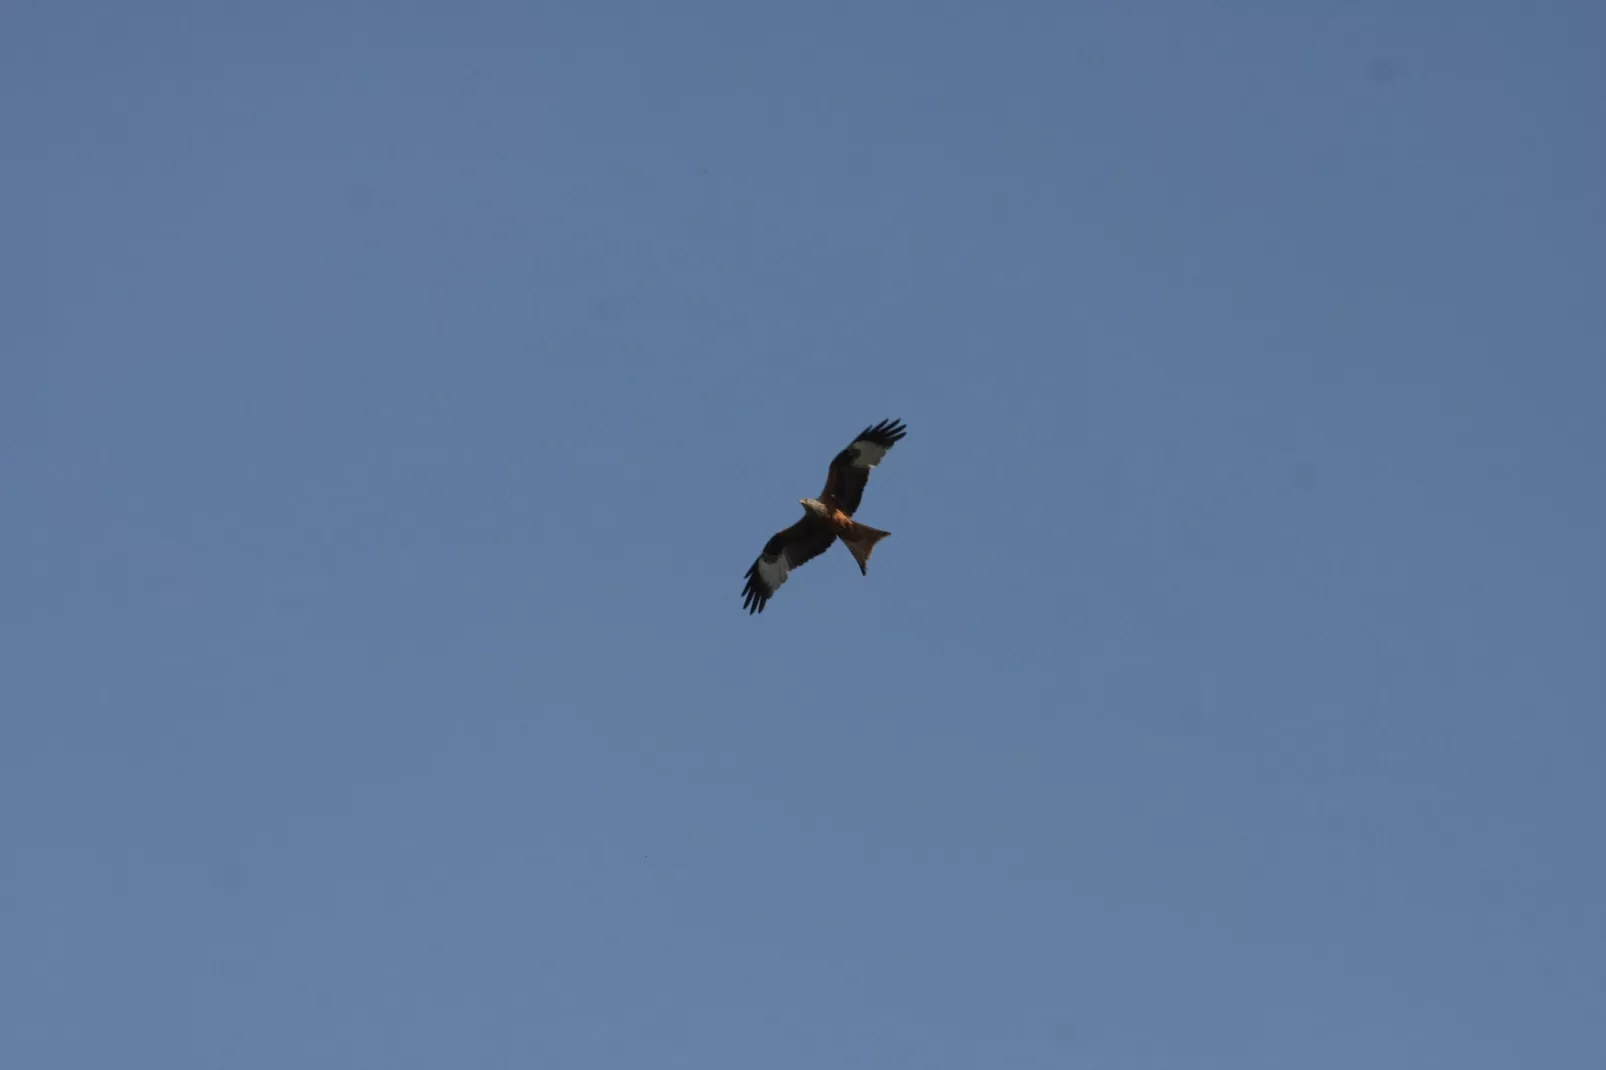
840,522,890,575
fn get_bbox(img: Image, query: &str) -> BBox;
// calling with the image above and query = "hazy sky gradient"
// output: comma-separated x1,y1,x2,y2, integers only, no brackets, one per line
5,6,1604,1068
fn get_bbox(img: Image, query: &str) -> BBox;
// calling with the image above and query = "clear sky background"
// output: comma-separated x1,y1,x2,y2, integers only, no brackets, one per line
5,6,1604,1068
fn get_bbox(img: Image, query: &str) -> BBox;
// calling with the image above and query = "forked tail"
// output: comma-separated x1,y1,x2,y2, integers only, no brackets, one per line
840,521,891,575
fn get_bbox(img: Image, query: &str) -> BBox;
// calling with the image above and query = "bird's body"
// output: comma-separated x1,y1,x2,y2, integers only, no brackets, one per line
741,419,907,614
799,497,857,531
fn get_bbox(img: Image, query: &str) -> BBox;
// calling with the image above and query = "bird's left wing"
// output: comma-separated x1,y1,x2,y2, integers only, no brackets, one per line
819,418,907,516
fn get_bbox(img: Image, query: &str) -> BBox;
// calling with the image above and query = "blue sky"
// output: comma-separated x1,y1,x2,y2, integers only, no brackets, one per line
5,6,1604,1067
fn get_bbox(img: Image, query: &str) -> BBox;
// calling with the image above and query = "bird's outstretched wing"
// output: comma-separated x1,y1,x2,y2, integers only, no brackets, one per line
819,418,907,516
741,515,837,614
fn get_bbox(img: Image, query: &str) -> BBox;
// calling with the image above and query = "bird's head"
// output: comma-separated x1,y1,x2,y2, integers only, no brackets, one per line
799,498,827,517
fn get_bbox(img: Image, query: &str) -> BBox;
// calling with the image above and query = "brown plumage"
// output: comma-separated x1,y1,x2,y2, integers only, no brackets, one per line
741,419,906,614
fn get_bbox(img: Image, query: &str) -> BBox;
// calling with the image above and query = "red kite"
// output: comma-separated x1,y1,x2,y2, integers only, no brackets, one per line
742,419,907,614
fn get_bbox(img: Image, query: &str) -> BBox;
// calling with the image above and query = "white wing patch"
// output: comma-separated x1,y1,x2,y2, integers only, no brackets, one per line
849,441,889,467
755,554,791,592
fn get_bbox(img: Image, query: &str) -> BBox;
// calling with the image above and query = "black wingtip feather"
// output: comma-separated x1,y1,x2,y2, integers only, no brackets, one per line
741,566,770,614
855,418,907,447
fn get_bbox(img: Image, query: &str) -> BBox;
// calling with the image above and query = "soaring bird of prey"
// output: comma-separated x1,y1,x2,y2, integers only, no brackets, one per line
741,419,908,614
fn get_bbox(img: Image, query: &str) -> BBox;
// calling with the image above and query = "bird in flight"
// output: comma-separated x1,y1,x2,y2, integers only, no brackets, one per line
741,419,908,614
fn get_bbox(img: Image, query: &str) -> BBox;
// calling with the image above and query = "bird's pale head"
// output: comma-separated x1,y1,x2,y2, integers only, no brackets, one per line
800,498,827,517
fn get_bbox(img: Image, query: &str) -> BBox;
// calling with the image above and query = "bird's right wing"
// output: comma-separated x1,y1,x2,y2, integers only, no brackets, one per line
741,516,836,614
